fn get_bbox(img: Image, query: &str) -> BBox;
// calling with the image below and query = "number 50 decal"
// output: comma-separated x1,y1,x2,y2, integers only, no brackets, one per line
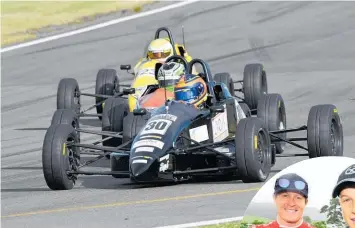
140,119,172,136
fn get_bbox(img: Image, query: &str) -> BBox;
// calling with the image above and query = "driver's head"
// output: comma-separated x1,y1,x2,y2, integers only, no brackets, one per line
273,173,308,226
174,73,208,108
332,164,355,228
147,38,173,62
157,62,185,91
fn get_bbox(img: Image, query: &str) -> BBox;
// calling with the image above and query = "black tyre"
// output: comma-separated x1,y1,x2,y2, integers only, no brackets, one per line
95,69,119,120
42,124,80,190
51,109,80,140
122,112,151,144
239,103,251,118
51,109,79,129
307,104,343,158
235,117,272,183
102,97,129,158
57,78,80,114
243,63,268,110
257,94,286,154
214,72,235,96
110,154,129,178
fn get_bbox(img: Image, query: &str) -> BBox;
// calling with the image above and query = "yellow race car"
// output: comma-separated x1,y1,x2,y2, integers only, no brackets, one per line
95,27,195,118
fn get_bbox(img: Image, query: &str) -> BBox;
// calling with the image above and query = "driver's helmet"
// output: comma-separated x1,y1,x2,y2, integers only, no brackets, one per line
147,38,173,62
157,62,185,91
174,74,208,108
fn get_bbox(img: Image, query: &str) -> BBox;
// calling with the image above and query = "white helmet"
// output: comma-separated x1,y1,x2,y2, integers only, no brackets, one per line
157,62,185,89
147,38,174,62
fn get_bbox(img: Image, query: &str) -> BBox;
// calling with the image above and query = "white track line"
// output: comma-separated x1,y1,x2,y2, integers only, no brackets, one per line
154,216,243,228
0,0,200,53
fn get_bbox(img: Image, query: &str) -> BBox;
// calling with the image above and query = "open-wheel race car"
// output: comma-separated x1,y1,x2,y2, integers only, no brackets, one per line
55,26,195,123
43,58,343,190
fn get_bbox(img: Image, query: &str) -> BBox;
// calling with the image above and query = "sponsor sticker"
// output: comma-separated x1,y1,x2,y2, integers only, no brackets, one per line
212,105,229,142
140,119,173,136
135,147,155,153
132,159,148,164
189,125,209,143
132,139,164,150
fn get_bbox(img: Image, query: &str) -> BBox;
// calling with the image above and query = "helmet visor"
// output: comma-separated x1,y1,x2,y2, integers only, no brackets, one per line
148,50,171,59
175,86,201,102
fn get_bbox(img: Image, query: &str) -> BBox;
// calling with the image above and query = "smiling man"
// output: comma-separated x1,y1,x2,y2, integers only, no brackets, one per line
332,164,355,228
251,173,315,228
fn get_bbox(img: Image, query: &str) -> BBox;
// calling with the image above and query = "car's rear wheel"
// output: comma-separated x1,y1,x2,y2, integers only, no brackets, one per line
307,104,343,158
95,69,120,120
257,93,286,154
214,72,235,96
243,63,267,110
101,97,129,159
57,78,80,114
122,112,151,144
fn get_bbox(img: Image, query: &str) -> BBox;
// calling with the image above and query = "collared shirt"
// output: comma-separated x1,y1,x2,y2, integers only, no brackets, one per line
250,219,315,228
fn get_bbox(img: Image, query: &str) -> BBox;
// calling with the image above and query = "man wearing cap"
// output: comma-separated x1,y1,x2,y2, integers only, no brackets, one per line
251,173,315,228
332,164,355,228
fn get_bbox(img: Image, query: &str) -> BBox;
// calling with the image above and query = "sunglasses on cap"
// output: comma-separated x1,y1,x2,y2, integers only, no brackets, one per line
277,178,307,190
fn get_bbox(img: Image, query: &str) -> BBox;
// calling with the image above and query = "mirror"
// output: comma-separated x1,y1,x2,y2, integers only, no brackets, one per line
133,108,147,116
120,64,131,70
123,88,135,95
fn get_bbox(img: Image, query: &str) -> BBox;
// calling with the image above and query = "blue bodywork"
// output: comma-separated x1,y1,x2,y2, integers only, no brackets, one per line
128,100,209,179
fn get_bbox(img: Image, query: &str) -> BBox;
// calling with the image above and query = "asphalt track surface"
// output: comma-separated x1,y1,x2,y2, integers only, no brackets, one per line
2,1,355,228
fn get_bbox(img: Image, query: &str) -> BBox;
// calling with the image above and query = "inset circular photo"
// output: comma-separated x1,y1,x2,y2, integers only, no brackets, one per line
240,156,355,228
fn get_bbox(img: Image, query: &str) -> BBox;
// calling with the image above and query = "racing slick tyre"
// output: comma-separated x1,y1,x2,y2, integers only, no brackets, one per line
239,103,251,118
57,78,80,114
101,97,129,158
42,124,80,190
235,117,272,183
214,73,235,96
122,112,151,144
51,109,79,129
243,63,268,110
51,109,80,140
307,104,343,158
257,93,286,154
95,69,119,120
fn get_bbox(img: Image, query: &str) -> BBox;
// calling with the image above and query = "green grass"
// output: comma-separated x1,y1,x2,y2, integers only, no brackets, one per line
242,215,272,223
200,221,241,228
1,0,154,47
199,216,273,228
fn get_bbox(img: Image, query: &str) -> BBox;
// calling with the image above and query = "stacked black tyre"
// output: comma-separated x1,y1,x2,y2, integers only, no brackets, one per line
95,69,120,120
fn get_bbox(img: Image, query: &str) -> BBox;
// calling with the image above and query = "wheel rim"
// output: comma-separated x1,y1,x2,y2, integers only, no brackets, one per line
256,130,270,177
330,119,341,155
66,137,79,181
279,105,286,150
74,87,80,111
261,72,267,94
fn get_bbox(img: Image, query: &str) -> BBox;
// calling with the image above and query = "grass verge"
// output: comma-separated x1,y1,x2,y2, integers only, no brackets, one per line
200,221,241,228
199,216,272,228
1,1,154,47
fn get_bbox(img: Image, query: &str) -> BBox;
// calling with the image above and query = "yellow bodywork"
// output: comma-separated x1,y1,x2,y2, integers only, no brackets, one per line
127,41,195,112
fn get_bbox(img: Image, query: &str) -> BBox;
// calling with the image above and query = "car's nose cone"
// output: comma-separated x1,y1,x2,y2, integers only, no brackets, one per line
130,157,158,181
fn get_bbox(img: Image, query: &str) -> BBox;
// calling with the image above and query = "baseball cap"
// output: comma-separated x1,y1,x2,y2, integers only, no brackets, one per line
274,173,308,199
332,164,355,198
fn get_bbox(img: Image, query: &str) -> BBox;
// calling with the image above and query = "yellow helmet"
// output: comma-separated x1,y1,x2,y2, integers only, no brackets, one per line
147,38,173,62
